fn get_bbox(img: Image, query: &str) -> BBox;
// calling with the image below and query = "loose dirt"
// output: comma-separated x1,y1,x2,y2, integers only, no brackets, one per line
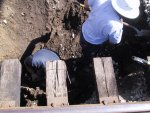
1,0,150,106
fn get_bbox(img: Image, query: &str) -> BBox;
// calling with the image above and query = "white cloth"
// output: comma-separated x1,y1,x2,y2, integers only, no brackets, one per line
82,0,123,45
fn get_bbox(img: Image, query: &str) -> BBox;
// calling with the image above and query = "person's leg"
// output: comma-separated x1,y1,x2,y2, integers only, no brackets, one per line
24,55,40,81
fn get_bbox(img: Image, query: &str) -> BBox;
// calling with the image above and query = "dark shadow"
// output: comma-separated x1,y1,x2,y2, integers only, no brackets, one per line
110,27,150,101
20,33,50,87
65,57,99,104
20,33,50,106
20,33,51,64
63,2,82,32
76,0,84,4
0,0,4,11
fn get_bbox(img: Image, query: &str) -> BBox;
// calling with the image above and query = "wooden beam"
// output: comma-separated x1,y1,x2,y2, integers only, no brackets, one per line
93,58,108,99
0,59,21,107
94,57,119,104
46,60,69,107
102,57,118,97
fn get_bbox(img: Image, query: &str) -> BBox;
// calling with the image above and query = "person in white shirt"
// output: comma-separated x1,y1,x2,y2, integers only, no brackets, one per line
80,0,140,57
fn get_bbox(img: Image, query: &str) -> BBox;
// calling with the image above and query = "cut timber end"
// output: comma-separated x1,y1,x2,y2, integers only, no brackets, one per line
46,60,69,107
0,59,21,107
93,57,119,105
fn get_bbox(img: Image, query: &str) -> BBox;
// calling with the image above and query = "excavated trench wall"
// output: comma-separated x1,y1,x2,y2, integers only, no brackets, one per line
0,0,76,62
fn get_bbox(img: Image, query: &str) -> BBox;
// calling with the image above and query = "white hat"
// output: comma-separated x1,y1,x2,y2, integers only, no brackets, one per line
111,0,140,19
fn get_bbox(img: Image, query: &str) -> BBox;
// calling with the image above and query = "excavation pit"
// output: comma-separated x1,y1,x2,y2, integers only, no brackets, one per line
0,0,150,108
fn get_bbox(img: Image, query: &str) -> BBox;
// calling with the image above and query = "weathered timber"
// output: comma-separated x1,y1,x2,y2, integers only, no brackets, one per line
93,58,108,98
46,60,69,107
94,57,119,104
0,59,21,107
102,57,118,97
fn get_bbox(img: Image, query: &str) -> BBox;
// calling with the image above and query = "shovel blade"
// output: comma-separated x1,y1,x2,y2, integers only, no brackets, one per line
137,29,150,37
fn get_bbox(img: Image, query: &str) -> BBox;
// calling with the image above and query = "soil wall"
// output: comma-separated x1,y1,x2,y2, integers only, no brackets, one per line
0,0,76,62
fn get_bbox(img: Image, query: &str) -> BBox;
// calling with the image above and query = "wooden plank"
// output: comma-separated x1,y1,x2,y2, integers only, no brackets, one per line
94,57,119,104
0,59,21,107
46,60,68,107
102,57,119,97
93,58,108,101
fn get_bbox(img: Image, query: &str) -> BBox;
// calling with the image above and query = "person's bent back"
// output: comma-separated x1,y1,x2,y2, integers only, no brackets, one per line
24,48,60,81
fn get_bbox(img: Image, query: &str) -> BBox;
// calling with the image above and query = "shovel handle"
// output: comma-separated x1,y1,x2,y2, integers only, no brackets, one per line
123,22,140,33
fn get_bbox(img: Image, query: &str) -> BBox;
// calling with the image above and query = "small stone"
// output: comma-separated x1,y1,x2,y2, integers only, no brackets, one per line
24,95,28,98
3,20,7,24
60,44,63,47
21,12,25,16
72,32,75,38
62,47,65,51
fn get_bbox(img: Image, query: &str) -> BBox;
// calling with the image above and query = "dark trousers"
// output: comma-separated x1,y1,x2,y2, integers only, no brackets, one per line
80,31,108,58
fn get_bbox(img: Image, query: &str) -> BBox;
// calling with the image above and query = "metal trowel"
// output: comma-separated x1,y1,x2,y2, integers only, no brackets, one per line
132,56,150,66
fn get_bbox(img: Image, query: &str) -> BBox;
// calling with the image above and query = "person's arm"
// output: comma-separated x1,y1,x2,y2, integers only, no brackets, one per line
107,23,123,44
109,29,123,44
102,23,122,44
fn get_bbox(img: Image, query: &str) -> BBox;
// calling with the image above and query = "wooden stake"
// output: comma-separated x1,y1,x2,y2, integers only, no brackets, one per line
0,59,21,107
94,57,119,104
46,60,69,107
